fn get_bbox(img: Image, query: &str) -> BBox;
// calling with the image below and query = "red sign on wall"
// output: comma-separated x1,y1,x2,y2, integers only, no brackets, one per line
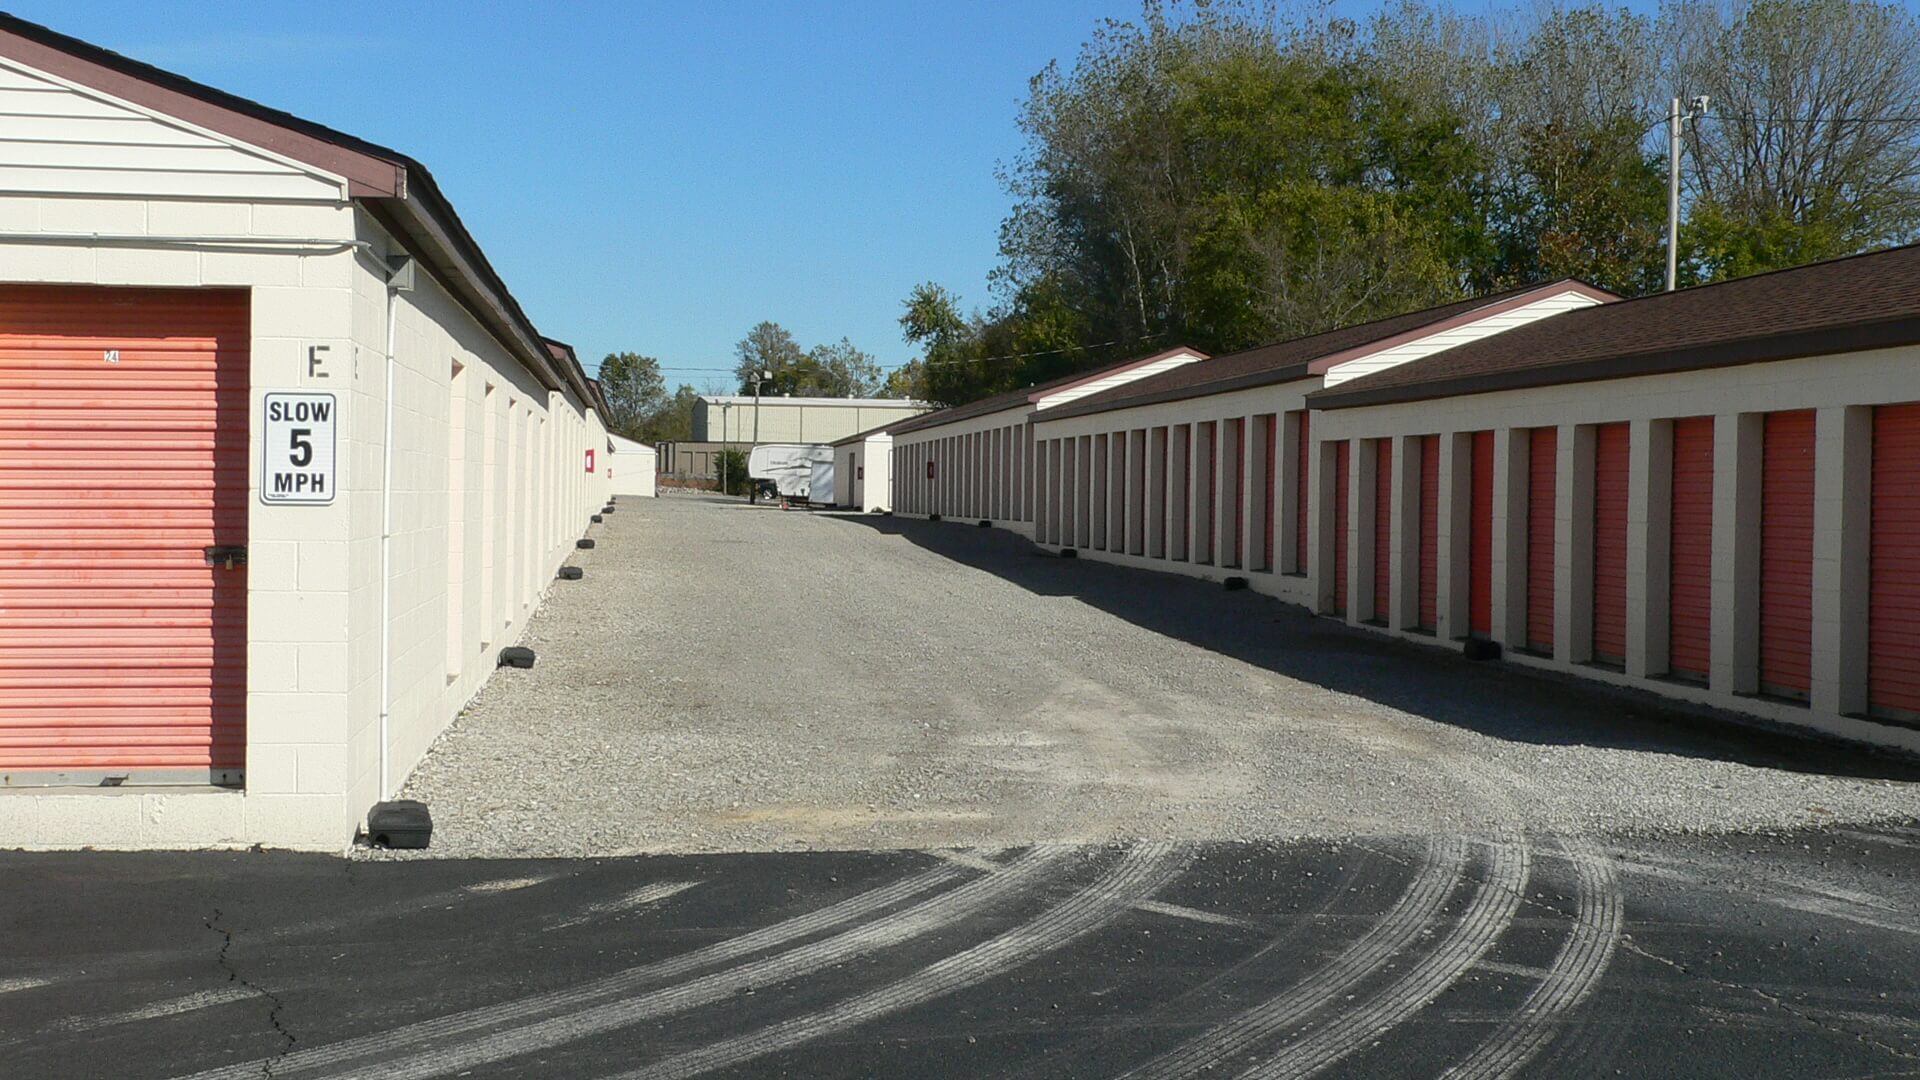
857,466,865,480
584,449,596,473
926,460,936,479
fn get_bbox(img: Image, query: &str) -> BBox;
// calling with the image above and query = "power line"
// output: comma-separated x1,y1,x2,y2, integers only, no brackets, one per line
1710,112,1920,124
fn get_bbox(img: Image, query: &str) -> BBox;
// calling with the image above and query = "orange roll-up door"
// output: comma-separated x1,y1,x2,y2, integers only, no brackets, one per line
1527,426,1557,654
1373,438,1392,622
1418,434,1438,631
1592,422,1630,665
0,285,249,783
1469,431,1493,637
1871,404,1920,717
1334,440,1350,613
1669,417,1714,680
1761,410,1815,698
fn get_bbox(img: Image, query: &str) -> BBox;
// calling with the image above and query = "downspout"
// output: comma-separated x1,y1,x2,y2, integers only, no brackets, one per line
378,255,415,801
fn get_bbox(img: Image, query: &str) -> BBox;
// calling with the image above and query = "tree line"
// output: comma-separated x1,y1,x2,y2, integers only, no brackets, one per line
597,321,906,442
894,0,1920,407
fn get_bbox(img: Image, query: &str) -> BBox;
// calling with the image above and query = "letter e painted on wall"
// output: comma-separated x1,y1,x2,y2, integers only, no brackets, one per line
261,392,337,505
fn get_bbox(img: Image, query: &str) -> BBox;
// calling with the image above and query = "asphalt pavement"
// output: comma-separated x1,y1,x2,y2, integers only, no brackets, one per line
8,497,1920,1078
3,825,1919,1078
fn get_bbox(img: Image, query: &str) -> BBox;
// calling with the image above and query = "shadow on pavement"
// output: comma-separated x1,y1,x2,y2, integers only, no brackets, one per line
821,510,1920,782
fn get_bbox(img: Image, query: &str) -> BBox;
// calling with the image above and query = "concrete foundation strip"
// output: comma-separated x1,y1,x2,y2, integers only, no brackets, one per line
171,861,972,1080
272,848,1074,1080
609,841,1192,1080
1114,838,1467,1080
1240,839,1528,1080
1437,837,1623,1080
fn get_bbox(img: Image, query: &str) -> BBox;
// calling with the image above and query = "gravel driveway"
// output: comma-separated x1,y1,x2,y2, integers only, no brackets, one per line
387,493,1920,858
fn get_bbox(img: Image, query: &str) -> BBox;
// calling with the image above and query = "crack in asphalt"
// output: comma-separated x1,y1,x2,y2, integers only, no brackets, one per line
203,910,297,1078
1617,932,1920,1066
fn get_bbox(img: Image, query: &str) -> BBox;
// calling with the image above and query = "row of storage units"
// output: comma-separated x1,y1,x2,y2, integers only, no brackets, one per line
886,348,1210,528
0,15,614,849
891,255,1920,755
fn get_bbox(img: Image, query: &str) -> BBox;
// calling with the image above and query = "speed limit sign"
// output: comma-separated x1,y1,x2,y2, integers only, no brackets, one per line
262,391,337,505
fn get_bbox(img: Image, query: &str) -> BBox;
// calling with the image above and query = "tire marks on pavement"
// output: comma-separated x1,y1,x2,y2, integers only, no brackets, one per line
1439,838,1623,1080
171,861,972,1080
609,841,1192,1080
546,880,700,931
289,847,1074,1080
1114,839,1469,1080
1240,839,1528,1079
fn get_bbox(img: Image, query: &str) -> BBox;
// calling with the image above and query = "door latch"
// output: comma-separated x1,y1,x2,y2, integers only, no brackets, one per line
203,545,247,570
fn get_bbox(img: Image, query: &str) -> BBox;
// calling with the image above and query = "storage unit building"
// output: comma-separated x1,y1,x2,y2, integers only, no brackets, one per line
1306,243,1920,755
0,15,612,848
887,347,1210,535
831,423,895,512
1024,282,1614,610
608,433,658,498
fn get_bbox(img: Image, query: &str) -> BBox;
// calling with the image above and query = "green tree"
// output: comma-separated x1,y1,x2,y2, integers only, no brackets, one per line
881,359,928,400
1669,0,1920,279
803,338,884,396
733,321,805,393
638,383,699,443
598,352,667,439
713,448,750,496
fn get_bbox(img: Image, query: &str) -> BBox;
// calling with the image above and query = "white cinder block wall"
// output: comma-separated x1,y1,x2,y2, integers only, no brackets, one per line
1033,382,1318,609
346,212,610,823
891,405,1037,535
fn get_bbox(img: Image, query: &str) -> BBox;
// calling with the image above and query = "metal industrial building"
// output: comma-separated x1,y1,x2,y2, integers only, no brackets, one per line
0,16,612,848
693,394,927,445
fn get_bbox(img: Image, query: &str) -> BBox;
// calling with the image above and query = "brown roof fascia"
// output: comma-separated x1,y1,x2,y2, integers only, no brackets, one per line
1309,315,1920,410
542,336,609,417
1040,363,1315,423
1303,280,1619,375
889,344,1207,437
0,15,404,197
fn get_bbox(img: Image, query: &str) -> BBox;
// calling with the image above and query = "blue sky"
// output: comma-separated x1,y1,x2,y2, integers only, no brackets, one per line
13,0,1166,387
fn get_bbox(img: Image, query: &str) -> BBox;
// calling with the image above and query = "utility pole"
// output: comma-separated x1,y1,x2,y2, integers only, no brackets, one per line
719,401,732,497
751,369,770,444
1667,95,1709,292
747,370,770,504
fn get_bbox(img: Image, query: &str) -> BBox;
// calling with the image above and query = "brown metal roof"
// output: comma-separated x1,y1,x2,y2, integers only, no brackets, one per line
1041,280,1612,422
887,346,1207,437
1311,243,1920,409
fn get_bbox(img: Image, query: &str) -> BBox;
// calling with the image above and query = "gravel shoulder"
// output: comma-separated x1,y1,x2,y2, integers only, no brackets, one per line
383,493,1920,858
